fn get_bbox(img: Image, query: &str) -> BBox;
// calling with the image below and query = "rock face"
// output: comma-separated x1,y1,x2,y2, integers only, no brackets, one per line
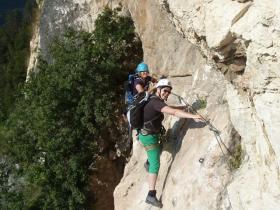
38,0,122,62
28,0,280,209
116,0,280,209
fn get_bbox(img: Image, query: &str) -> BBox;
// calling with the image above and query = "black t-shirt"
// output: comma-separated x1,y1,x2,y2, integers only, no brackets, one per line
132,76,152,96
143,95,167,133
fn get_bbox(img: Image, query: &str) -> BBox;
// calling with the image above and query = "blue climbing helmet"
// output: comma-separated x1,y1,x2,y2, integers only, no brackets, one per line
135,62,149,73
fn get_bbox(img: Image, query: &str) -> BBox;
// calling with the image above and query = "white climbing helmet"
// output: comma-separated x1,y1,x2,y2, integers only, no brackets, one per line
156,79,173,89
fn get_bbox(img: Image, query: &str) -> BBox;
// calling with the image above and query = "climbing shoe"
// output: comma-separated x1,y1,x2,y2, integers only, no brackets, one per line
144,160,149,172
145,194,163,208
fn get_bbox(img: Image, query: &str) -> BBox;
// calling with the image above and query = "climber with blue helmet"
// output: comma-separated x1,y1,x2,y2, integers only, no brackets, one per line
139,78,203,208
124,62,156,116
136,62,149,72
132,62,157,96
122,62,158,147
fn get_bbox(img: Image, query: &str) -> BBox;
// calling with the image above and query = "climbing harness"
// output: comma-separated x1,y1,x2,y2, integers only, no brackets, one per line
171,93,233,160
143,143,160,151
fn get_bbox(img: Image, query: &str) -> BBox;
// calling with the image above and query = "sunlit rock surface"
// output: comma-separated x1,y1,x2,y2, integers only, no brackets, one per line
28,0,280,209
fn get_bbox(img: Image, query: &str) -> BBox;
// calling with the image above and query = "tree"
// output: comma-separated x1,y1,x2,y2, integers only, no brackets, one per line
1,7,142,209
0,0,37,121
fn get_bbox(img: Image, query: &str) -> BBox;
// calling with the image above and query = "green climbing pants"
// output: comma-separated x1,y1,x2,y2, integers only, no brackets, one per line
139,133,161,174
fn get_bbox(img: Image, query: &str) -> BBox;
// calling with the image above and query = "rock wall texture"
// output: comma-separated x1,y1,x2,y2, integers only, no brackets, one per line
36,0,123,62
28,0,280,209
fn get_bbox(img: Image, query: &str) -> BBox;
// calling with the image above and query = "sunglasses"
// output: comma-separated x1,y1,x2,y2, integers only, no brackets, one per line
163,89,171,94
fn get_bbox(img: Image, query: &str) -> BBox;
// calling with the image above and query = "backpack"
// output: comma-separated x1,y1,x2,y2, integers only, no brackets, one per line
124,74,139,105
127,91,151,129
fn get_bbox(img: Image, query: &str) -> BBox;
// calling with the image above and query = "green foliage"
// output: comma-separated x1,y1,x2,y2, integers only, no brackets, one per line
228,143,243,171
193,97,207,110
198,99,207,110
0,0,37,121
1,7,142,209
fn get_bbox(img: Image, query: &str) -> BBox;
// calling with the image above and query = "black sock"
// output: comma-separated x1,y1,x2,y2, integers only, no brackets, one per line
148,190,156,197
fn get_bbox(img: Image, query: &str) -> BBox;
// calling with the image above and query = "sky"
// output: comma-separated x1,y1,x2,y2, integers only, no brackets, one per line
0,0,25,25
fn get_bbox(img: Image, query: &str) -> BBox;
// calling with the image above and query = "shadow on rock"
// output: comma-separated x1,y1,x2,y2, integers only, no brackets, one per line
159,118,206,200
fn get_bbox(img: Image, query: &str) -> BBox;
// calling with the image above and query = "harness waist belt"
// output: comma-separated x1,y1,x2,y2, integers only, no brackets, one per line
140,128,159,136
144,143,159,151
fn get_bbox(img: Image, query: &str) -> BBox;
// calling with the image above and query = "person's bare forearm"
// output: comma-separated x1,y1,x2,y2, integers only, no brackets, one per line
161,106,203,121
169,105,187,110
173,109,199,119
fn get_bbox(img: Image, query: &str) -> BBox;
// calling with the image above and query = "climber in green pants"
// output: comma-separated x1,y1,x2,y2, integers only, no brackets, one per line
139,78,203,208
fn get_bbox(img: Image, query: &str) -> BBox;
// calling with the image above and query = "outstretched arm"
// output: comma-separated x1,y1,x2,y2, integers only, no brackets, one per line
161,106,202,119
168,105,187,110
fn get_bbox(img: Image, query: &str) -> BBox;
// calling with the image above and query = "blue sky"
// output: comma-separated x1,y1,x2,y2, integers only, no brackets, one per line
0,0,25,25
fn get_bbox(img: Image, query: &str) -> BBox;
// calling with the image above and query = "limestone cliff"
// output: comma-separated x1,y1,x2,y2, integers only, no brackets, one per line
28,0,280,209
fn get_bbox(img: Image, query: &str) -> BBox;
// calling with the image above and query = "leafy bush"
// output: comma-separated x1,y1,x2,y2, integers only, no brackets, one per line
192,97,207,110
0,0,37,121
228,143,243,171
1,7,142,209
